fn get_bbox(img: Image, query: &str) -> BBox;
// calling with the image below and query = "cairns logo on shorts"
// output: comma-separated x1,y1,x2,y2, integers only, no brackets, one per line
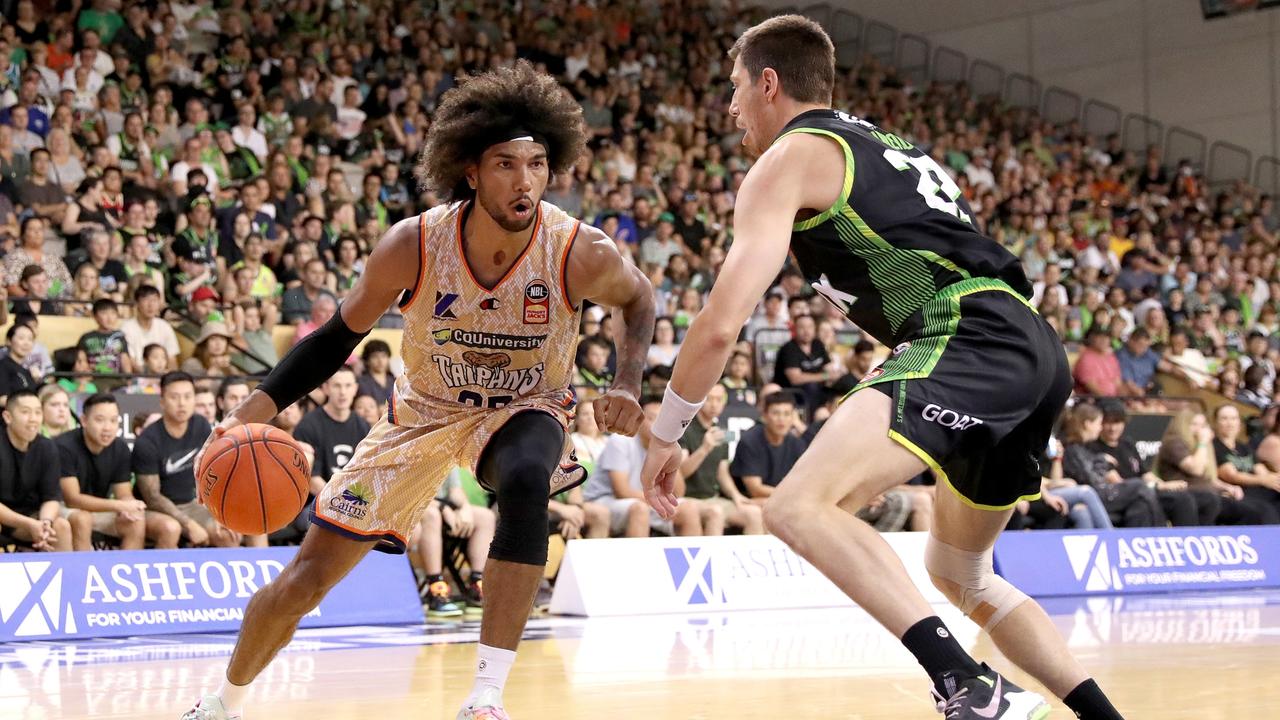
921,403,984,431
329,482,374,520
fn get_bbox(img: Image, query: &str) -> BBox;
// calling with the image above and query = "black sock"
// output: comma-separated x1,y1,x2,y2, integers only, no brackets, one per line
469,571,483,583
426,573,444,584
1063,679,1124,720
900,616,983,697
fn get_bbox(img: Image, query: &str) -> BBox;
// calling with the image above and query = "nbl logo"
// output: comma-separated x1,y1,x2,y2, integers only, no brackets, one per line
524,279,550,324
0,561,77,638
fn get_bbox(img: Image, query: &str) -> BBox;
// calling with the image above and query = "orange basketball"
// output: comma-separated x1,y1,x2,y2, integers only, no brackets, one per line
196,423,311,535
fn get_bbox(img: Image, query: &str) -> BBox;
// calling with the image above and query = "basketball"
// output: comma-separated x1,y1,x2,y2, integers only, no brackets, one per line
196,423,311,535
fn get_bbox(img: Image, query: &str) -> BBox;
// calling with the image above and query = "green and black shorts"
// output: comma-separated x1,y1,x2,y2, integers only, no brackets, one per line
853,278,1072,510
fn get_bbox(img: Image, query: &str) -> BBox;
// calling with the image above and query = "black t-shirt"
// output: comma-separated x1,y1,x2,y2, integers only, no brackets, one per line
293,407,371,484
1213,438,1256,474
57,428,132,499
772,339,830,387
131,415,212,504
0,356,36,399
357,373,393,403
79,329,130,374
68,257,129,296
0,431,62,517
1088,438,1146,480
729,425,808,495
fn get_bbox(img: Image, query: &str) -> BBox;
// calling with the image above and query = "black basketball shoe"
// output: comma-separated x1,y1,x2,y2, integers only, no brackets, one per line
931,664,1050,719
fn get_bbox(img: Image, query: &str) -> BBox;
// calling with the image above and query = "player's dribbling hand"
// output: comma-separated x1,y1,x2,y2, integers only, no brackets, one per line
641,439,682,519
593,389,643,435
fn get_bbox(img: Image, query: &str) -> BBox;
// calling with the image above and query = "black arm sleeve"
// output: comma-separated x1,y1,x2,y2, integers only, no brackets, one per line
258,311,370,412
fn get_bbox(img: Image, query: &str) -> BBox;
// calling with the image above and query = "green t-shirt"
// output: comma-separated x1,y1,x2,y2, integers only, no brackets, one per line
78,10,124,44
678,417,727,499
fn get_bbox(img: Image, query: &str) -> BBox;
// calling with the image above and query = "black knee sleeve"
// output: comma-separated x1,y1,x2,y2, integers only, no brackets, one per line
480,412,564,566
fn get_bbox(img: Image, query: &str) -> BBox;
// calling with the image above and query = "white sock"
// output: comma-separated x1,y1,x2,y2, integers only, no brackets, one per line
465,644,517,706
217,674,250,717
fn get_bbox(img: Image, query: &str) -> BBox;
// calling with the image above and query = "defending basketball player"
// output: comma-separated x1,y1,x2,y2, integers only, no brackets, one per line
181,61,654,720
641,17,1125,720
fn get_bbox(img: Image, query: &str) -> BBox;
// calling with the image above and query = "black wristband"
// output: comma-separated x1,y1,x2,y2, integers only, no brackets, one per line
258,311,369,412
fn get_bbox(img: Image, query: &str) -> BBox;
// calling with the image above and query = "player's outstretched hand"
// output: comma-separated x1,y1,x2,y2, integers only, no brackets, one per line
641,438,681,519
593,389,643,435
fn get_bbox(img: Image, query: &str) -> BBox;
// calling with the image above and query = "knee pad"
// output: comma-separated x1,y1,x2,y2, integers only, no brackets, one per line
489,459,552,566
924,535,1028,631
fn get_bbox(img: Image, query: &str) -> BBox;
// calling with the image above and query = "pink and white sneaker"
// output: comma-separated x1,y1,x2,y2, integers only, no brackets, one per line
456,688,511,720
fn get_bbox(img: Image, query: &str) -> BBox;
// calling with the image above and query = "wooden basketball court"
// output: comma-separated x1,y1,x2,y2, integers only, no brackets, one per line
4,591,1276,719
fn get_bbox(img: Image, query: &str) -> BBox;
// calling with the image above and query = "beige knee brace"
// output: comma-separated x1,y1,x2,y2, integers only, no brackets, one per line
924,535,1029,631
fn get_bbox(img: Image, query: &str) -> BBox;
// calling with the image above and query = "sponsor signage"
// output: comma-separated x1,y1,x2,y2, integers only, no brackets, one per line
0,547,423,642
550,533,946,616
993,527,1280,597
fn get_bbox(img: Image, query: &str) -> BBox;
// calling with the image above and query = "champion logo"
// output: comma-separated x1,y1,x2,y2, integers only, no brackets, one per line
1062,535,1124,592
0,562,77,638
663,546,723,606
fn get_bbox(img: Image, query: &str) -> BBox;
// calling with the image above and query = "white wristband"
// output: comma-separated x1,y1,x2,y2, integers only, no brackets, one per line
651,387,704,443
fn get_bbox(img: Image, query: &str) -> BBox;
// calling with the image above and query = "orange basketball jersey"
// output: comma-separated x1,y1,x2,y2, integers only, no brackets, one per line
391,200,584,425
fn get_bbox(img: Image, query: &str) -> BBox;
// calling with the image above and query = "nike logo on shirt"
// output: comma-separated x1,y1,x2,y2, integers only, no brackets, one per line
165,449,199,475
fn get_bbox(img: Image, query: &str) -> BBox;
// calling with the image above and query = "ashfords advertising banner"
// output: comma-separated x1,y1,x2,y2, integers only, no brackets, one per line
549,533,947,616
0,547,423,642
994,526,1280,597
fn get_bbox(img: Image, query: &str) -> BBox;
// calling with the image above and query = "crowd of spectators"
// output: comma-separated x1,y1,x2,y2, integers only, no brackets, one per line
3,0,1280,615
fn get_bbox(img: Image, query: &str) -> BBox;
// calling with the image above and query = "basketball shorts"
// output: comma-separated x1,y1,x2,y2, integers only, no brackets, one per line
313,388,578,553
853,279,1072,510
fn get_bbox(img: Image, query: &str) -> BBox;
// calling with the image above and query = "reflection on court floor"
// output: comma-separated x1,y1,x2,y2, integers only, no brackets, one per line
3,591,1278,719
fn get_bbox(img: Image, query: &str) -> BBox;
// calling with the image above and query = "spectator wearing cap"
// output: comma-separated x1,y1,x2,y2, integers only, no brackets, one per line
121,284,179,370
181,321,234,377
169,244,217,304
639,212,684,271
173,194,222,276
281,258,336,325
1074,326,1125,397
78,297,134,376
1189,306,1226,358
1115,328,1172,396
1093,403,1217,526
672,192,707,255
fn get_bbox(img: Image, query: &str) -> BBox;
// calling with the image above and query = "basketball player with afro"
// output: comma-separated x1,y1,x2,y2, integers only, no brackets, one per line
642,16,1125,720
181,61,655,720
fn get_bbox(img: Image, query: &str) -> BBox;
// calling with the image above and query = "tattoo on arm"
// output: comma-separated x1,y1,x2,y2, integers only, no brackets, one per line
614,266,656,396
137,474,191,525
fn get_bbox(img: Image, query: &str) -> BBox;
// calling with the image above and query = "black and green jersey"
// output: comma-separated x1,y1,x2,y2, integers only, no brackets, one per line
777,109,1031,345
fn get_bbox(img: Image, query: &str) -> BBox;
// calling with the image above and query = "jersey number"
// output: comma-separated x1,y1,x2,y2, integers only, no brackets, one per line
882,149,972,226
458,391,513,409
